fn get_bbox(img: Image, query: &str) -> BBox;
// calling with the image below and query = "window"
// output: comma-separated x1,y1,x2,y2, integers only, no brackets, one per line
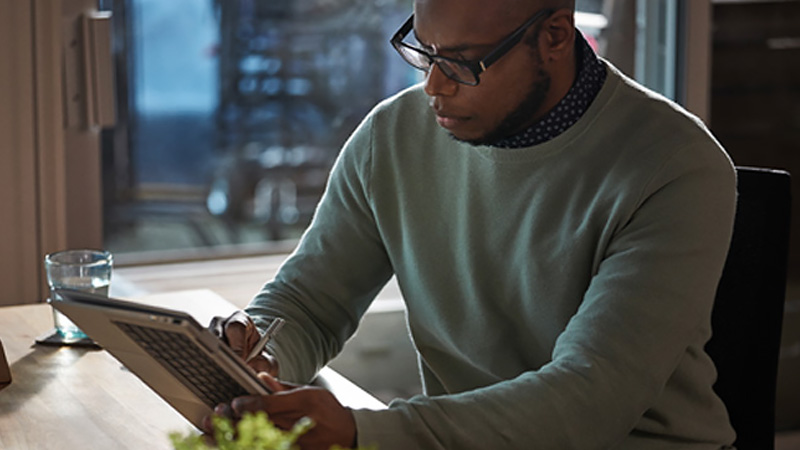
102,0,687,264
103,0,418,262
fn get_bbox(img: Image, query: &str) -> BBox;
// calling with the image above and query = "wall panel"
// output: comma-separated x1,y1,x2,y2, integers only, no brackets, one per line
0,0,42,305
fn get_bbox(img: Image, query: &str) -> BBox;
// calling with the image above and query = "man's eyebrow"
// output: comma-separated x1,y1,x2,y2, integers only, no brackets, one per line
412,30,492,54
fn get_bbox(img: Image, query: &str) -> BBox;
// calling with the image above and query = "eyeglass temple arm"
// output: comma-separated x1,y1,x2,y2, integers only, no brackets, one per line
478,9,555,71
392,14,415,44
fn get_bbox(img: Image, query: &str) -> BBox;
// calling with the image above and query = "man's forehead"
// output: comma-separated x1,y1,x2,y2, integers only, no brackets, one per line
414,0,540,21
413,0,538,46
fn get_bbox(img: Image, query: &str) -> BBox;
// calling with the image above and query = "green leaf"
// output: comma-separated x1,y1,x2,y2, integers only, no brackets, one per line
169,412,375,450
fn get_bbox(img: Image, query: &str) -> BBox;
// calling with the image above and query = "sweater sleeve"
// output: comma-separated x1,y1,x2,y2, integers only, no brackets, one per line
245,113,393,384
352,142,737,449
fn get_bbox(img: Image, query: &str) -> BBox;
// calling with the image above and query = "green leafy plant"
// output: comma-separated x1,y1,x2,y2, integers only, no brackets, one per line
169,412,374,450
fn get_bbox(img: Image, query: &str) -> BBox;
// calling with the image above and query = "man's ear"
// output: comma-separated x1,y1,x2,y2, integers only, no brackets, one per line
540,9,575,63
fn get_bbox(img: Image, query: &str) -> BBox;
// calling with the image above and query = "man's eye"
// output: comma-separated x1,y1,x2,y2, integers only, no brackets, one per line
439,52,471,63
410,35,431,51
420,44,435,53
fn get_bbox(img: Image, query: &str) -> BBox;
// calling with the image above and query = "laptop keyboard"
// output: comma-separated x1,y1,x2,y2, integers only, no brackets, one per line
114,321,250,407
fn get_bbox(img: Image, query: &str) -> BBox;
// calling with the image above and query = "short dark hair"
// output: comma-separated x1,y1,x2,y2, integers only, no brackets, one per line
539,0,575,11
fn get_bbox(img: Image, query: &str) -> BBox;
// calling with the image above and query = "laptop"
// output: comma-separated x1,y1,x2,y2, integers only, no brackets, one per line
50,288,272,429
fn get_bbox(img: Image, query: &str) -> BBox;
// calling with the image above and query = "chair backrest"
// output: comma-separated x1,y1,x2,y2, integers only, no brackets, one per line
705,166,792,450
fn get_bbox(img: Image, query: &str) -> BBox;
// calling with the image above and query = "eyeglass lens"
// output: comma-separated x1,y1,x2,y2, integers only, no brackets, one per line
396,44,477,85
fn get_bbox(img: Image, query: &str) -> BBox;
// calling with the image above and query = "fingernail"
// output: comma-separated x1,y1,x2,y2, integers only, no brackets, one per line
214,403,232,418
231,396,257,413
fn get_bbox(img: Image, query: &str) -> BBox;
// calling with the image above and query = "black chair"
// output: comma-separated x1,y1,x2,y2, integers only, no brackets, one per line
705,166,792,450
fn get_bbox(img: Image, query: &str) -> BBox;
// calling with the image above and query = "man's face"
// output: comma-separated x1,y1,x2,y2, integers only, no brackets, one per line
414,0,553,145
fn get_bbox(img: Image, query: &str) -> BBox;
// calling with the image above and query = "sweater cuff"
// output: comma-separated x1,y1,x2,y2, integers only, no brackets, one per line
352,407,412,450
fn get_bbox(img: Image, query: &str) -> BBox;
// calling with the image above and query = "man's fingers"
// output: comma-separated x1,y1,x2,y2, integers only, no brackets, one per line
224,324,248,355
202,402,235,433
225,388,356,448
229,395,297,418
230,395,267,415
256,371,296,392
225,310,256,330
215,311,258,358
214,402,234,419
268,414,309,432
210,311,281,379
208,316,226,339
209,312,285,372
248,353,276,375
231,385,314,417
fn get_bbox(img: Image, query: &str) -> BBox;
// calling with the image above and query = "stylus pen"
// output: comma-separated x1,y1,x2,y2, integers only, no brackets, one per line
244,317,286,363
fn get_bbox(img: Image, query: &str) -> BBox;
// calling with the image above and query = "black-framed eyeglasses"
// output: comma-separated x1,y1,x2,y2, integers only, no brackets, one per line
390,8,554,86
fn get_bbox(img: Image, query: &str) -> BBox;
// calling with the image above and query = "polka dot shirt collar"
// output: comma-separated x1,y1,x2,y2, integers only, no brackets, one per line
491,32,607,149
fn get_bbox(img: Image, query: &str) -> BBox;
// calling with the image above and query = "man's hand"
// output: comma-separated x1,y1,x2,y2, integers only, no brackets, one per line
209,311,279,376
205,373,358,450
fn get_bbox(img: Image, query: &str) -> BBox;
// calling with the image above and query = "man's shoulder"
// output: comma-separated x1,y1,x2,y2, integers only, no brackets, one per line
601,62,712,140
361,83,446,147
371,83,429,118
590,62,725,166
586,62,733,185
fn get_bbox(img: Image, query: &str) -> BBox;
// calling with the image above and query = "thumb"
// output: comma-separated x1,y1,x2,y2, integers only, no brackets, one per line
257,372,300,393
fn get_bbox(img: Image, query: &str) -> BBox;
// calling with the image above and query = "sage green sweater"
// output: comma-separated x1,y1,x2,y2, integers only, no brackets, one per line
246,62,737,449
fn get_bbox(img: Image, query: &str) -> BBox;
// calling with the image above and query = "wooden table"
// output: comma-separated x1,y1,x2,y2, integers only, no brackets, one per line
0,290,384,449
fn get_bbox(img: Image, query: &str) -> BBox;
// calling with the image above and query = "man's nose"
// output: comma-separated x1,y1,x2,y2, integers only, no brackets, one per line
423,63,458,97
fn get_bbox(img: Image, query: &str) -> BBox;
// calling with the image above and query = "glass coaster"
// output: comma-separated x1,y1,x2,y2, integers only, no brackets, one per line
35,329,101,349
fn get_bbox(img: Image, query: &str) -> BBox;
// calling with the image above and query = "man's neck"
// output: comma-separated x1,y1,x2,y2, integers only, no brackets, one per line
491,31,607,149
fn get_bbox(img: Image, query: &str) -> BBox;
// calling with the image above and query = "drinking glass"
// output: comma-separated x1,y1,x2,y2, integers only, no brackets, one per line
44,249,113,341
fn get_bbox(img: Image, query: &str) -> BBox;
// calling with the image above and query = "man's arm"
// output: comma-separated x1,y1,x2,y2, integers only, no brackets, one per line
207,112,389,449
244,112,394,384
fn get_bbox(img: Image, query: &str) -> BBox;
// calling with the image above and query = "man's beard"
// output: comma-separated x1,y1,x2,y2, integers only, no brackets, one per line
455,68,552,147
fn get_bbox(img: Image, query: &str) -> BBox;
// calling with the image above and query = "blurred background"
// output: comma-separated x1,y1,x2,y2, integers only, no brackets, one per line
100,0,688,263
1,0,797,442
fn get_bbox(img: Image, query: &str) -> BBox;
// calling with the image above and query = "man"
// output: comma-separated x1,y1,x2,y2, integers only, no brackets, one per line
209,0,738,448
